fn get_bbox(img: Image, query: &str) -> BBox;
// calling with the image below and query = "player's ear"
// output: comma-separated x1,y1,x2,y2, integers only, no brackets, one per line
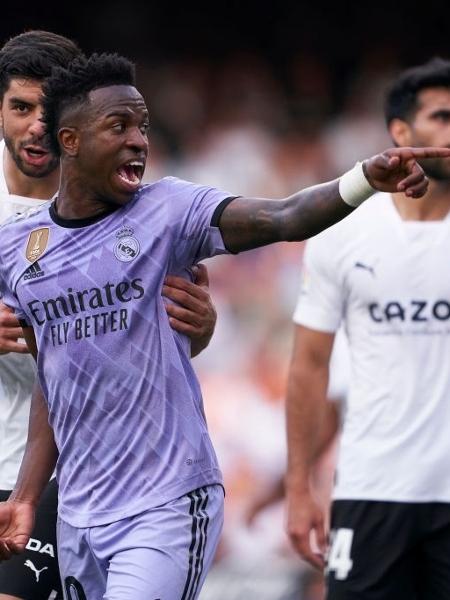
389,118,412,147
58,127,79,157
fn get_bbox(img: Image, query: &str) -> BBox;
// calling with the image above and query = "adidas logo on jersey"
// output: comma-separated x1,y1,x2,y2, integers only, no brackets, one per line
23,261,45,281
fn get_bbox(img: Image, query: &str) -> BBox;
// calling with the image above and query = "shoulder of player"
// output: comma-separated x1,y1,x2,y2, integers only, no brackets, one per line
0,202,52,266
0,199,52,229
135,177,227,212
148,176,225,198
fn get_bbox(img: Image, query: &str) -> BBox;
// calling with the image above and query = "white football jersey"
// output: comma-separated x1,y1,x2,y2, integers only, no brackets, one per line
294,192,450,502
0,140,46,489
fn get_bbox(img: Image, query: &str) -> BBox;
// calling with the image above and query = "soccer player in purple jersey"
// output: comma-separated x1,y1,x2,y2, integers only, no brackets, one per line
0,53,448,599
0,32,217,600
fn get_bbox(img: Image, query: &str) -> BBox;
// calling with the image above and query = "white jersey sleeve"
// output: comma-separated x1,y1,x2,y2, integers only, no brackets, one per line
293,232,344,333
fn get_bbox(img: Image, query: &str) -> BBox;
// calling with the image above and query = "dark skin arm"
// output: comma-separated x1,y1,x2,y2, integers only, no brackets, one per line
218,147,450,252
0,326,57,560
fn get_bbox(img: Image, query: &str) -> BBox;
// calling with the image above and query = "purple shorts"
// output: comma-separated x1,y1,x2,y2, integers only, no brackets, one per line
58,485,224,600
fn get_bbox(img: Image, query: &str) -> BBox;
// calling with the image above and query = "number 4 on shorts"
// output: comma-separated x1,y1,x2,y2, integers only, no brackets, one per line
327,528,354,580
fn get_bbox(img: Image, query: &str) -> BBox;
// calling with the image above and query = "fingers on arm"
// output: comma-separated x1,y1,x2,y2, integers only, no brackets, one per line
0,340,30,354
397,168,429,197
163,277,210,304
0,315,30,353
165,305,203,333
289,520,326,570
163,285,207,316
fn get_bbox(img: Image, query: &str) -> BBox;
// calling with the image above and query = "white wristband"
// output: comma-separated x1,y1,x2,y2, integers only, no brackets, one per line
339,161,375,208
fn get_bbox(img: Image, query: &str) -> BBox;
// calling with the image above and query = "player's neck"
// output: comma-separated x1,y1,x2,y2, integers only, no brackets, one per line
3,147,60,200
56,179,116,220
392,179,450,222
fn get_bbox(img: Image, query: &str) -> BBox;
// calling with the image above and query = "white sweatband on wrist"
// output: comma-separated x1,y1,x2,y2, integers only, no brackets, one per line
338,161,376,208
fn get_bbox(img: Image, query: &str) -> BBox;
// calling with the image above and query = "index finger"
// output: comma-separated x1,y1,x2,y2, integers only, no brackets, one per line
394,146,450,160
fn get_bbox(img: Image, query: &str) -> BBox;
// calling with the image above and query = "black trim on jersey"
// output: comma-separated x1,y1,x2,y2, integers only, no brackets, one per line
181,487,210,600
49,200,118,229
211,196,240,255
210,197,239,227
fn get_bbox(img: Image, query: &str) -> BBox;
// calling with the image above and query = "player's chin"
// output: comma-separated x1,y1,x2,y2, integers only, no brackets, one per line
110,174,140,204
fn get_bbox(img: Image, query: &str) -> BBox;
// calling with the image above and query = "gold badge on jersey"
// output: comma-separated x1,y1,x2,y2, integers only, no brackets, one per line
25,227,50,262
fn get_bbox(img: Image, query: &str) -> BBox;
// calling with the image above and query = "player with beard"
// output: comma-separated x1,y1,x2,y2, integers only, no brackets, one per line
285,58,450,599
0,52,446,599
0,32,217,600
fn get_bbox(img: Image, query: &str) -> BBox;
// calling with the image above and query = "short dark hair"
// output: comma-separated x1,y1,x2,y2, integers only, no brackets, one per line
384,57,450,125
0,30,83,99
42,52,136,155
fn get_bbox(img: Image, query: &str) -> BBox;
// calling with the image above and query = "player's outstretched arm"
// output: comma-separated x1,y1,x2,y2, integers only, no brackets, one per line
163,264,217,357
285,325,335,570
0,327,57,560
218,147,450,253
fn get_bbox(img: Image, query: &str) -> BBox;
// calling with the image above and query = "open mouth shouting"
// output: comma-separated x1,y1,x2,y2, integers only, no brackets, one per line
21,144,51,167
116,159,145,192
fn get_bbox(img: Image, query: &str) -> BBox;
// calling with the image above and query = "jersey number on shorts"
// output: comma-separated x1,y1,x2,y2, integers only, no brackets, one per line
327,528,354,580
64,576,87,600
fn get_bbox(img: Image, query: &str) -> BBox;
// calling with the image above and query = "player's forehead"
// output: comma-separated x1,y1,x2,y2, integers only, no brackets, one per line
88,85,148,120
416,86,450,113
2,77,44,104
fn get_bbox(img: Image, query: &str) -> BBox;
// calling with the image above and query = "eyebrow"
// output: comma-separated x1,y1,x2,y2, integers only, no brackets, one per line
102,112,150,125
8,96,35,105
429,108,450,116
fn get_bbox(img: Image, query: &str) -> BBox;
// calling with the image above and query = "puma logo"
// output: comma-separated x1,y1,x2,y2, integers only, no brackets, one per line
24,559,48,582
354,261,376,277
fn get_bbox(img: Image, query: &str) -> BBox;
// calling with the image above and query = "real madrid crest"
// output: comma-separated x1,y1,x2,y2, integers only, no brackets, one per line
25,227,50,262
114,226,140,262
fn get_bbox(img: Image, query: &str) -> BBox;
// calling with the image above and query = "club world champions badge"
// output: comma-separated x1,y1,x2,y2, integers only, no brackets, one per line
114,226,140,262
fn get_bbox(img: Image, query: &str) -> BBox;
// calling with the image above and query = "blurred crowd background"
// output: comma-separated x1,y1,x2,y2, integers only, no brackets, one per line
1,2,449,597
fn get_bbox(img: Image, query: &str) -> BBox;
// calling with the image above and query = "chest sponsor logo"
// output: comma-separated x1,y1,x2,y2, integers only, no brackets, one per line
114,226,140,262
369,299,450,323
25,227,50,262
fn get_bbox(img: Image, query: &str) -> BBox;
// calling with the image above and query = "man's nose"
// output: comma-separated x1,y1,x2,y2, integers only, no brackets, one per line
126,127,148,151
28,113,46,139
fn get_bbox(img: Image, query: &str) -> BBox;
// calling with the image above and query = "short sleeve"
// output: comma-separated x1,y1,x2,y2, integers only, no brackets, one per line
165,177,237,266
0,268,30,325
292,235,344,333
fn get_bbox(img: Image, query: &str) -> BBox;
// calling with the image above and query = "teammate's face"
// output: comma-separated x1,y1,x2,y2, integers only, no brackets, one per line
71,85,149,206
408,87,450,181
0,78,59,178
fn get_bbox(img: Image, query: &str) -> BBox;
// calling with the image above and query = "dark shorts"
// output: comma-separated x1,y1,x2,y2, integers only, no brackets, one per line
326,499,450,600
0,478,62,599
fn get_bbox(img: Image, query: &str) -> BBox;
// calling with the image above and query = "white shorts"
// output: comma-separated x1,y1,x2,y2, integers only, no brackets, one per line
58,485,224,600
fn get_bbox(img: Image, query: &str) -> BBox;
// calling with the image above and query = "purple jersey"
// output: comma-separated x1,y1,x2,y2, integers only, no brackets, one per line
0,177,233,527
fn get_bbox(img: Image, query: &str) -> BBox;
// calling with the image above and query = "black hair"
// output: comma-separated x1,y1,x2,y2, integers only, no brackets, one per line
42,52,136,155
0,30,83,98
384,57,450,125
